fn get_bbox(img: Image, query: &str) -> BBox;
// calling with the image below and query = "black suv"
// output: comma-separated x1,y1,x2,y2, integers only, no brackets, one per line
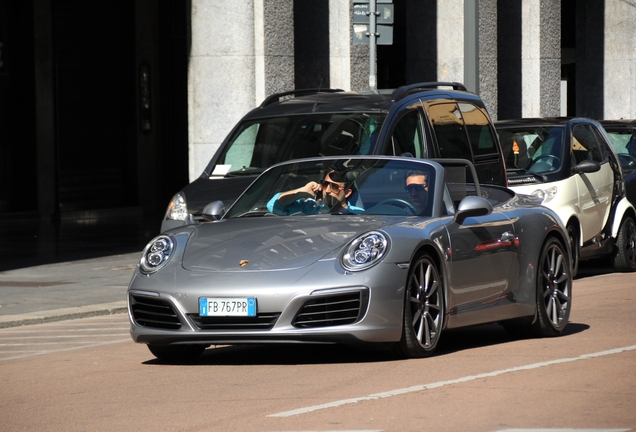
162,82,506,231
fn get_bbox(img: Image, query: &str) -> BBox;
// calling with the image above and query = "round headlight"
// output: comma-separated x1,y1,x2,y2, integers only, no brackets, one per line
140,235,174,274
341,231,389,271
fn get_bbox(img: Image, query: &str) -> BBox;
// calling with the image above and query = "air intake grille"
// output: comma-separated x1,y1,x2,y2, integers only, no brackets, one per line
130,294,182,330
188,313,281,331
508,176,539,185
292,292,362,328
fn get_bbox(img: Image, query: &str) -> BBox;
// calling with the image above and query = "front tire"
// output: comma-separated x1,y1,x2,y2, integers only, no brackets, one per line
397,254,444,358
148,344,206,362
613,216,636,272
533,237,572,337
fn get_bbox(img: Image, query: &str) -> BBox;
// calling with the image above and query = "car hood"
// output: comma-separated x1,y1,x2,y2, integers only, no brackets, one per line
183,176,257,213
181,216,393,272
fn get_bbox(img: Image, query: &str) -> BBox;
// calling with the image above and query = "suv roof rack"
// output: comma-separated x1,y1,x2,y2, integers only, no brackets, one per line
391,82,467,102
259,88,345,108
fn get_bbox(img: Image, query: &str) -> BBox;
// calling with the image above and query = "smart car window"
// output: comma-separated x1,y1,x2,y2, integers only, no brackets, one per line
458,103,497,157
427,102,472,159
572,124,606,164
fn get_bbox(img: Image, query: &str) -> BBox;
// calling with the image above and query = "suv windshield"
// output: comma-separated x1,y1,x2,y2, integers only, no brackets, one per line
211,113,386,177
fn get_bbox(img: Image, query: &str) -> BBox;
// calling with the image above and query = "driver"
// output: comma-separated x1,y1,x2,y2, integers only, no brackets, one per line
405,170,429,214
267,170,364,215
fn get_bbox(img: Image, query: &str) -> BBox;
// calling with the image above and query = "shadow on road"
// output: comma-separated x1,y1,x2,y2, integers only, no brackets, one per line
142,321,583,366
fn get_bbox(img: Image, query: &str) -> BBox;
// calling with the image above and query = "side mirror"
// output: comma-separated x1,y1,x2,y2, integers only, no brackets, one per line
453,196,493,224
202,201,226,221
574,159,600,174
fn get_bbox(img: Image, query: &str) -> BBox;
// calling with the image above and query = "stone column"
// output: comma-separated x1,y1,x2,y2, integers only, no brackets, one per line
187,0,293,181
328,0,351,90
520,0,560,118
437,0,464,82
604,0,636,119
478,0,498,119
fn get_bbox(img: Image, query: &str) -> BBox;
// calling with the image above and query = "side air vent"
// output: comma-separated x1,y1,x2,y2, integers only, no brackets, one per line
188,313,281,331
508,176,540,185
292,292,364,328
130,294,182,330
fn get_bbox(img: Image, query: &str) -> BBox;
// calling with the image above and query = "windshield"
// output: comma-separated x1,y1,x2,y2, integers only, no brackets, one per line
209,113,386,178
604,127,636,172
224,158,437,218
498,126,565,174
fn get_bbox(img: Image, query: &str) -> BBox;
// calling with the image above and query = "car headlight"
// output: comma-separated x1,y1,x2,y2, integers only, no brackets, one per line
140,235,174,274
341,231,389,271
164,192,188,221
531,186,557,203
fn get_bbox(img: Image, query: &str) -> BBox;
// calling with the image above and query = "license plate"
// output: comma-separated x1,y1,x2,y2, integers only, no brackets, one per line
199,297,257,317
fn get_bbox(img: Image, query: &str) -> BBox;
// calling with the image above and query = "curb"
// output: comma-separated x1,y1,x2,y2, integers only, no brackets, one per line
0,301,128,329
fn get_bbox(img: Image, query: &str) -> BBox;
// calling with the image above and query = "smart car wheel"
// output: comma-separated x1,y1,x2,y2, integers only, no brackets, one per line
533,237,571,337
397,254,444,358
147,344,206,362
613,216,636,272
566,223,580,277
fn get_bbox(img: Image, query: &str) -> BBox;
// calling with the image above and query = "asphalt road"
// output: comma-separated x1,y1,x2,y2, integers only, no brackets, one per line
0,266,634,431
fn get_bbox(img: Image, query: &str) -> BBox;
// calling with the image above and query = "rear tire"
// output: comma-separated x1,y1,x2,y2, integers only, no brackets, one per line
613,216,636,272
533,237,572,337
148,344,206,362
397,254,444,358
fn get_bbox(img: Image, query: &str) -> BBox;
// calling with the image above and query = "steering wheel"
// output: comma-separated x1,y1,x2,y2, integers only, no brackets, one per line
529,154,559,170
532,154,559,164
375,198,420,215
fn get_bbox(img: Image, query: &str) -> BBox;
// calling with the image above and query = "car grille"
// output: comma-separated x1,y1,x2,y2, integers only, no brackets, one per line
130,294,182,330
292,292,363,328
188,313,281,331
508,176,539,185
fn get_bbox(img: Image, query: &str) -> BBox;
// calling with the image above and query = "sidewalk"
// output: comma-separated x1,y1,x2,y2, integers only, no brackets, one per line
0,252,140,328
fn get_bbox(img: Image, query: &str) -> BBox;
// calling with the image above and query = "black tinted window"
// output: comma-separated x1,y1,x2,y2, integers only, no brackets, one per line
459,103,498,156
427,102,472,159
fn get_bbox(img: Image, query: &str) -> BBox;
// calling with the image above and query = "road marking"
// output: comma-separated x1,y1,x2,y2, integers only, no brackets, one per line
268,345,636,418
495,429,630,432
0,339,130,362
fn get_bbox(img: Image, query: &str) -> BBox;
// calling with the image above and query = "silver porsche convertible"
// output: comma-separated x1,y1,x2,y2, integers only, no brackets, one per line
128,156,572,361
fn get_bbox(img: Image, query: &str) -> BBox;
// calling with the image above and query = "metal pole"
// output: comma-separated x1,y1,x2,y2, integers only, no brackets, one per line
369,0,377,90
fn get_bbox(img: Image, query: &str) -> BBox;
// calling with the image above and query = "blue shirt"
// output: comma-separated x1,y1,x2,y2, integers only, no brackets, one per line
266,193,364,215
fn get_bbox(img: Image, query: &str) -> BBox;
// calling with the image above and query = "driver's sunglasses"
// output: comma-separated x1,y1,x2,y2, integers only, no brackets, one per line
405,184,426,193
322,180,345,191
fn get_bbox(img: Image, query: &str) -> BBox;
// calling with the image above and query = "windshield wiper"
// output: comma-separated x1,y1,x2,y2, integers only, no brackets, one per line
225,167,264,177
235,210,272,218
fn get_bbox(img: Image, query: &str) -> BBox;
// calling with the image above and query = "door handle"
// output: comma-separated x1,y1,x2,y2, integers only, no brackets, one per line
500,231,515,244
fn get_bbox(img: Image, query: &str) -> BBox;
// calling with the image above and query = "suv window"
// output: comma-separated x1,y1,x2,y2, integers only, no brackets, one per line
384,108,426,158
427,102,472,159
459,103,498,156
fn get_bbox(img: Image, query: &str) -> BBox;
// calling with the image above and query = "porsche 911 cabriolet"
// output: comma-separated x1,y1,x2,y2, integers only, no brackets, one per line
128,156,572,361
